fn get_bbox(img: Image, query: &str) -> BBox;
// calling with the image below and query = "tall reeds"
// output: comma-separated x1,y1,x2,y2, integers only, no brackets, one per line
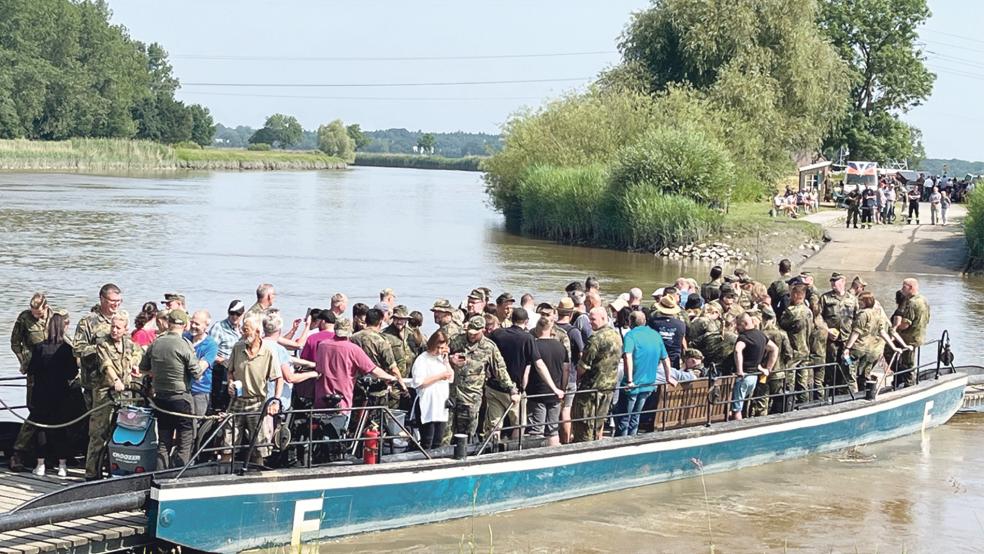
353,153,484,171
0,138,175,170
964,185,984,267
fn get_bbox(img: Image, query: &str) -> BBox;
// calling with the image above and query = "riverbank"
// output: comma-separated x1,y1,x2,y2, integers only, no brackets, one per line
0,139,347,171
352,152,484,171
800,203,967,275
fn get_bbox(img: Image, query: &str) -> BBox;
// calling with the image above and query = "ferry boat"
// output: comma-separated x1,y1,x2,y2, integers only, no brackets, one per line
0,336,969,552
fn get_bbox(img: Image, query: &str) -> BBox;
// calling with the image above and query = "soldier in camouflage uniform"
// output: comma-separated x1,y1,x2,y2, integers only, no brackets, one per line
87,313,141,480
819,273,858,395
896,278,930,388
687,303,721,354
701,315,738,375
351,308,400,413
700,266,724,303
708,284,745,320
844,292,898,392
573,308,622,442
382,306,415,407
779,284,814,404
9,293,50,470
808,296,829,399
74,284,123,405
447,316,518,442
767,259,793,308
431,299,462,340
753,307,793,416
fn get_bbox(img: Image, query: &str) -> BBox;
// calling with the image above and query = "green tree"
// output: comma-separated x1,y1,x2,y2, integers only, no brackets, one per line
188,104,215,147
818,0,934,164
416,133,436,153
616,0,849,158
249,113,303,148
346,123,371,150
318,119,356,162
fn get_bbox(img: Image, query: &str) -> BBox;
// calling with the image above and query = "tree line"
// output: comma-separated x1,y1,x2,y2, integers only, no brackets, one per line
0,0,215,146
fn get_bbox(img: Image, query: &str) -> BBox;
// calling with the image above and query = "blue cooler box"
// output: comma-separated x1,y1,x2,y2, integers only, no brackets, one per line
109,406,158,475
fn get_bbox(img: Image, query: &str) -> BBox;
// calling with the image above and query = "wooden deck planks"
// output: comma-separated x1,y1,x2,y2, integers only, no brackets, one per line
0,511,148,553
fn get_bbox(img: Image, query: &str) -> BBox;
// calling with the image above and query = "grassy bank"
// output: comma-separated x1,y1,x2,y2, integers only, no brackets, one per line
0,139,347,171
964,185,984,270
353,152,484,171
512,165,821,258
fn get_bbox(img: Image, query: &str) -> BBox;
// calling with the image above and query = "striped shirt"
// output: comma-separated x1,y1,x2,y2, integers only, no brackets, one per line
208,318,242,360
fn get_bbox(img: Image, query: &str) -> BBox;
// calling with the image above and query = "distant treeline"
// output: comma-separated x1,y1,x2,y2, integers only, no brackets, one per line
919,158,984,177
352,153,484,171
0,0,215,146
215,124,500,158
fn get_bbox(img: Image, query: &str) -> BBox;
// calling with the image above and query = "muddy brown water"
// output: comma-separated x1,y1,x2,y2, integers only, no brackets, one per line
1,167,983,552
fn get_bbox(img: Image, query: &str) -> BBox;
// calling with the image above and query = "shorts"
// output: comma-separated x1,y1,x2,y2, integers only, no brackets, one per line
527,398,561,437
563,380,577,408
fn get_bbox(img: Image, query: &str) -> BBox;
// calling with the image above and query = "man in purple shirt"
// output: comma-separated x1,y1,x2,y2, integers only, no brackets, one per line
314,319,403,413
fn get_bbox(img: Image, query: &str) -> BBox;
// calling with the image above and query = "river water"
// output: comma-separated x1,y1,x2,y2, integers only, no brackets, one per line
0,167,982,552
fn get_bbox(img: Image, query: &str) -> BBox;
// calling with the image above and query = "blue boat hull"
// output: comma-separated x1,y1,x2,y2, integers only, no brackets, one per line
150,374,966,552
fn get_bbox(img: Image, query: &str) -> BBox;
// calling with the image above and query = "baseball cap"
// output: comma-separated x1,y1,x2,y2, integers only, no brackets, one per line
720,283,737,297
830,272,845,281
167,309,189,325
467,288,485,301
431,299,455,313
316,310,336,324
496,292,515,305
162,292,185,305
335,318,353,338
227,300,245,314
465,315,485,332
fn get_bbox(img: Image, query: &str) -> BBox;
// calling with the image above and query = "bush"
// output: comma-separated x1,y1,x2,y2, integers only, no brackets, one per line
247,143,271,151
610,187,720,251
965,185,984,265
174,141,202,150
608,126,735,207
318,119,356,163
517,165,610,242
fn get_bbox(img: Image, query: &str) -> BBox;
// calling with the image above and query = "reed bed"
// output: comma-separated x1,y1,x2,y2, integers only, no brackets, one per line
964,185,984,269
0,138,176,170
353,153,484,171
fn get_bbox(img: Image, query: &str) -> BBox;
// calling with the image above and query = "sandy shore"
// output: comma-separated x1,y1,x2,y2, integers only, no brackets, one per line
800,203,967,276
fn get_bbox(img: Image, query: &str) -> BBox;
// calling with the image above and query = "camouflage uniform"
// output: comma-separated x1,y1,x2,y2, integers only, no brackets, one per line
767,277,791,307
897,293,930,387
351,328,398,410
819,290,858,394
86,336,142,479
438,321,463,341
737,287,754,311
848,307,888,391
701,330,737,375
687,316,720,352
700,278,723,302
74,311,114,400
10,308,49,456
447,333,516,441
382,324,413,407
707,300,744,319
573,326,622,442
752,325,792,417
808,316,829,399
779,303,813,403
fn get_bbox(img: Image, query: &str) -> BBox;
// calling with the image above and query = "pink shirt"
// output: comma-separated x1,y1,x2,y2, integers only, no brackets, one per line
131,328,157,347
300,330,335,362
314,337,376,410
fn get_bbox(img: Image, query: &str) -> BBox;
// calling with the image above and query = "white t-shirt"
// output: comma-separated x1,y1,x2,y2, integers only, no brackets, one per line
411,352,452,424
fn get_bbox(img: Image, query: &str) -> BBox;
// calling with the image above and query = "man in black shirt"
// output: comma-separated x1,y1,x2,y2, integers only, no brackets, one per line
731,313,778,420
529,317,568,446
489,307,557,437
647,297,687,368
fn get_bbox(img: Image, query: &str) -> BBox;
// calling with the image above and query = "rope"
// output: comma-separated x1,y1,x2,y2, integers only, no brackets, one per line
0,395,114,429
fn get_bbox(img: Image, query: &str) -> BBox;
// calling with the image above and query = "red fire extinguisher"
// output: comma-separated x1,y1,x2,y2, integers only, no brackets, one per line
363,423,379,465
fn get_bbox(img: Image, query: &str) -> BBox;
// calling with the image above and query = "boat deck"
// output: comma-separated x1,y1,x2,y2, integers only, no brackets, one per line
0,466,149,553
962,383,984,410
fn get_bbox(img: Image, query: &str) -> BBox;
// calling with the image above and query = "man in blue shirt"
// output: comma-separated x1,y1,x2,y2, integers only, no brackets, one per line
186,310,218,416
615,312,673,436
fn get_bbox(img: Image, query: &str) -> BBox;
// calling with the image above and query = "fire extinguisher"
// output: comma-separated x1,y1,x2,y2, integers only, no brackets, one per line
363,423,379,465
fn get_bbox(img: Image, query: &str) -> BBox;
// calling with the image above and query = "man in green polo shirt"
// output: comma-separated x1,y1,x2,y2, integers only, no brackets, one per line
140,309,202,469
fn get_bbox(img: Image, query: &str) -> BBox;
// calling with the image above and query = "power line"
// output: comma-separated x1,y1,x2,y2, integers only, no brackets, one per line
172,51,618,62
919,38,984,55
921,28,984,46
181,77,592,88
926,51,984,71
179,91,547,101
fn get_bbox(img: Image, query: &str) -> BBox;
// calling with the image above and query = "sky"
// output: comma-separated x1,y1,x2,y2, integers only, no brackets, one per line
107,0,982,161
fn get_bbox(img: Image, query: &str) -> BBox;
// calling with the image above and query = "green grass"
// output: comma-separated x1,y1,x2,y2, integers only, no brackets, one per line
722,202,824,240
353,152,485,171
964,185,984,269
0,139,347,171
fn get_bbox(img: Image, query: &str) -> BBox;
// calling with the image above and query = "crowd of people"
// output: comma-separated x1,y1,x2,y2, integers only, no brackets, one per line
8,264,931,477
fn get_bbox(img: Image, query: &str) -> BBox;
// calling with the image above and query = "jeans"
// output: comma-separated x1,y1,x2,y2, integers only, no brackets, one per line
615,391,652,436
731,374,759,414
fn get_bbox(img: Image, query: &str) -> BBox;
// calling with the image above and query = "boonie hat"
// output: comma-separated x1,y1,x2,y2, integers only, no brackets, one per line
851,275,867,288
335,318,353,338
465,315,485,332
167,309,189,325
227,300,245,314
830,272,845,281
655,296,680,316
556,297,575,312
430,299,454,313
391,305,411,319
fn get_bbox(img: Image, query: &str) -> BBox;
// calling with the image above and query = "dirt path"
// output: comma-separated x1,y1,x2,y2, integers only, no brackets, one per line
800,203,967,276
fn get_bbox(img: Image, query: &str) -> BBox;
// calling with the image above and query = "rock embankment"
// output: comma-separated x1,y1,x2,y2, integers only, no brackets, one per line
658,238,825,264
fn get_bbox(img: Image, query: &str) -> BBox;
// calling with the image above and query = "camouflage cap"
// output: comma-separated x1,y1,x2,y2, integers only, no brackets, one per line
430,299,454,313
496,292,515,305
335,317,353,338
465,315,485,332
851,275,867,288
684,348,704,360
391,305,411,319
167,309,189,325
720,283,738,297
760,306,776,320
467,289,485,301
830,272,845,281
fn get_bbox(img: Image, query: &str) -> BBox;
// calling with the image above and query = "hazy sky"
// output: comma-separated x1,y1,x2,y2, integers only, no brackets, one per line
108,1,982,161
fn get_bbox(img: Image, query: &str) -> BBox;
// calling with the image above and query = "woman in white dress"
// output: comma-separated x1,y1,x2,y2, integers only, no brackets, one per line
411,330,454,449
